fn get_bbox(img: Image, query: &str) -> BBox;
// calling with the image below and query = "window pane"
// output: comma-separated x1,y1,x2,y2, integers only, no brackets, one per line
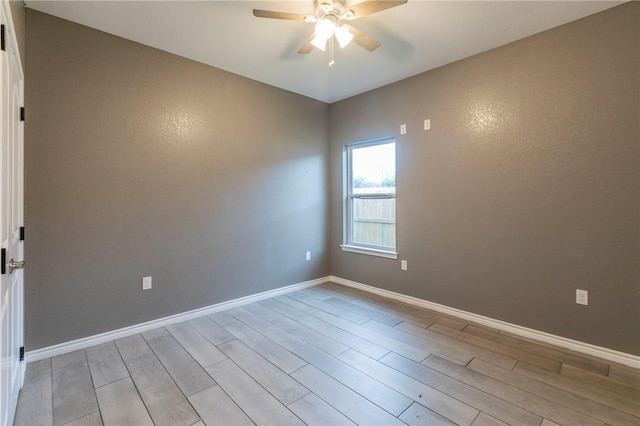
351,197,396,248
352,143,395,195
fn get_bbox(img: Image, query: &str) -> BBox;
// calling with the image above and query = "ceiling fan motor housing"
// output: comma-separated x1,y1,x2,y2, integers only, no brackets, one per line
315,0,353,21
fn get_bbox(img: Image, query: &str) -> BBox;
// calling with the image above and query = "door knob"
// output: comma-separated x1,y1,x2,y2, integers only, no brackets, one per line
8,259,25,274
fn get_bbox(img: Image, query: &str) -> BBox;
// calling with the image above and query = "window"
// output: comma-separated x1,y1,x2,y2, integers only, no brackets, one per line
342,138,397,258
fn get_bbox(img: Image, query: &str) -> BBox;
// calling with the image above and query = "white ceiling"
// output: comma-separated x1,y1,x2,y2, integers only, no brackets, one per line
25,1,623,103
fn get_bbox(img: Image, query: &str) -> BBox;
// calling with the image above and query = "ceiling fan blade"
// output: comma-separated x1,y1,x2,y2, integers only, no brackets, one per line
252,9,307,21
298,32,317,54
346,0,407,19
343,25,381,51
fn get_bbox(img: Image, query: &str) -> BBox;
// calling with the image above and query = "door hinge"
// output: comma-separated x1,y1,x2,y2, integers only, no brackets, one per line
20,346,24,362
1,248,5,275
19,226,25,241
20,107,25,122
1,25,5,51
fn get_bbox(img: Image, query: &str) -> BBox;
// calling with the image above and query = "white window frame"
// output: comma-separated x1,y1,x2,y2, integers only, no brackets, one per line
341,137,398,259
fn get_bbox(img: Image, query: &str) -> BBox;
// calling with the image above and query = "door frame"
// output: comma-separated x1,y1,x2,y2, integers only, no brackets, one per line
0,0,25,425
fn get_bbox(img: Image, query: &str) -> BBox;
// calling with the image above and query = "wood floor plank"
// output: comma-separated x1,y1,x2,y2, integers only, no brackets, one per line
289,292,370,324
337,349,479,425
291,364,406,425
560,363,640,400
291,342,413,416
25,358,52,374
218,339,310,405
167,321,227,368
147,334,215,397
436,317,468,331
422,355,603,426
273,294,322,317
393,320,517,369
471,412,508,426
288,393,356,426
608,365,640,389
398,402,456,425
141,327,169,342
61,411,102,426
125,353,199,426
323,297,403,326
469,358,639,425
52,349,87,369
114,334,153,361
188,385,253,426
300,286,335,301
207,359,304,426
381,352,541,425
368,319,473,366
95,378,153,426
302,308,429,362
209,312,307,373
85,342,129,388
188,316,235,346
228,307,308,351
266,312,349,356
321,283,385,302
514,361,640,417
52,351,99,426
429,323,561,372
465,324,610,375
306,285,356,302
341,292,445,324
299,316,390,359
500,329,617,374
259,298,312,322
14,362,53,426
247,301,349,356
347,297,437,328
243,301,281,321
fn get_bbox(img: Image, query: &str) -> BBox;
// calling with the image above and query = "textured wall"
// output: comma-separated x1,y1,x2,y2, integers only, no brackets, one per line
329,3,639,355
25,10,329,350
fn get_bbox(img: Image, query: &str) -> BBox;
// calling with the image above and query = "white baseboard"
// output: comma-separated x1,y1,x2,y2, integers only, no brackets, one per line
25,276,330,363
329,276,640,369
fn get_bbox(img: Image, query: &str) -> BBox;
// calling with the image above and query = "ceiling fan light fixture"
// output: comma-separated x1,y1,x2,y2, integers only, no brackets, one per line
315,18,335,40
334,25,353,48
311,35,328,51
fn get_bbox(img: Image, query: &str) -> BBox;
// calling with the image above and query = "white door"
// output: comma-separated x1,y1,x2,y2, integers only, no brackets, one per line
0,2,25,425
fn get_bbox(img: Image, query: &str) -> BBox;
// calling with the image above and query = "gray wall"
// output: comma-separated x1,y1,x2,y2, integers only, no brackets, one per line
329,3,639,355
25,10,329,350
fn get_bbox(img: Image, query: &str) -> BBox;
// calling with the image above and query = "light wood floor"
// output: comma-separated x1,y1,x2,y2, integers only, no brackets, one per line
14,283,640,426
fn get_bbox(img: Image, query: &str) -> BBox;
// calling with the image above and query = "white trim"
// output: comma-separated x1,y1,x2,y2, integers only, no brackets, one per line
329,276,640,369
340,245,398,259
25,276,329,363
1,0,24,78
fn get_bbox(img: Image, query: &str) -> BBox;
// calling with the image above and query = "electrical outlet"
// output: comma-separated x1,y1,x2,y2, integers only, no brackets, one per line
400,124,407,135
142,276,152,291
424,119,431,130
306,251,311,261
401,260,407,271
576,289,588,305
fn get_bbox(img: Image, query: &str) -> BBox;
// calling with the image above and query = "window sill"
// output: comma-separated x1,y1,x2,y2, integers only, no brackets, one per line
340,245,398,259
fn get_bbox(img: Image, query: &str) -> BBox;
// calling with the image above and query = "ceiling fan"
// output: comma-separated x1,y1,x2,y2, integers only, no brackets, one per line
253,0,408,62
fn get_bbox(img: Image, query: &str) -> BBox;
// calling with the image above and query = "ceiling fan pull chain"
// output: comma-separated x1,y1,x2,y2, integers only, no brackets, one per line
329,36,335,67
